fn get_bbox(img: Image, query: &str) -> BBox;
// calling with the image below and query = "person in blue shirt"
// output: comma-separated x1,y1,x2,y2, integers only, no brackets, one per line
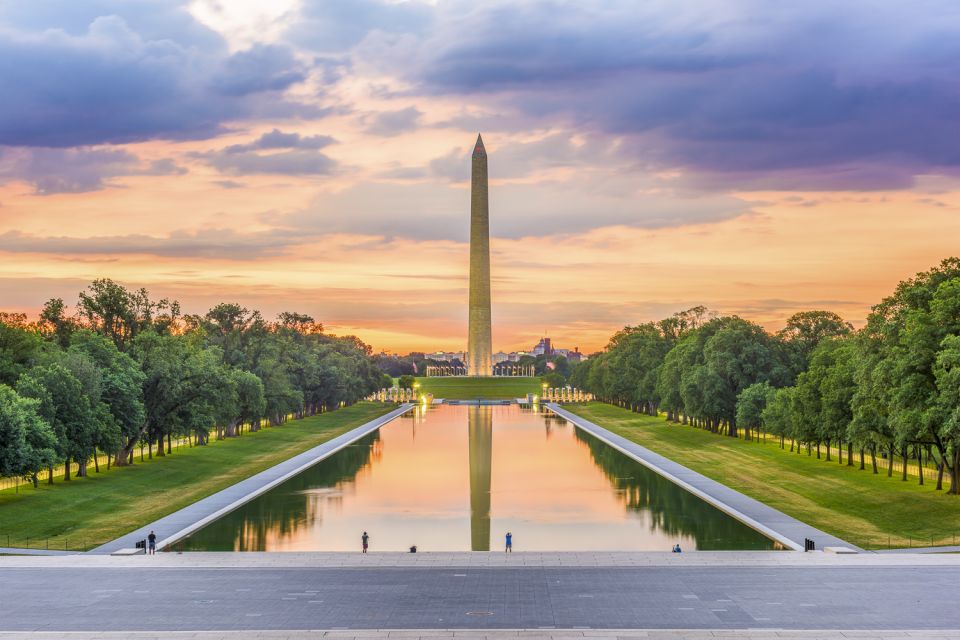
505,532,513,552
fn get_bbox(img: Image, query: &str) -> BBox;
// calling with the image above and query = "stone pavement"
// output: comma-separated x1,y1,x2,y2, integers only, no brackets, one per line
547,405,856,552
5,551,960,569
0,630,955,639
93,404,412,554
3,563,960,631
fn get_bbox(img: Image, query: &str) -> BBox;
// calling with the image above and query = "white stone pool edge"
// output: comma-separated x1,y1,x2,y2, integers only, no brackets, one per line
92,403,414,554
546,404,859,552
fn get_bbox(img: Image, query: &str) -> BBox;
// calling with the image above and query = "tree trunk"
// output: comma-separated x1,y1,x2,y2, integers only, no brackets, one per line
887,444,894,477
917,446,924,486
823,440,829,461
31,473,38,489
859,448,865,470
167,433,172,454
948,447,960,496
47,465,53,484
848,443,854,466
63,457,71,481
871,445,878,474
93,453,100,473
901,449,908,481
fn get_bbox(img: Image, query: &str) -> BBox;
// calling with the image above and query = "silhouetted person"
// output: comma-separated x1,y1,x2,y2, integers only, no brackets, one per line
672,543,682,553
147,531,156,555
505,532,512,552
362,531,369,553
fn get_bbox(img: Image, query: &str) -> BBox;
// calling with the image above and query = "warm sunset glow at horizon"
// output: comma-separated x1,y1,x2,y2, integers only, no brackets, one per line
3,2,959,354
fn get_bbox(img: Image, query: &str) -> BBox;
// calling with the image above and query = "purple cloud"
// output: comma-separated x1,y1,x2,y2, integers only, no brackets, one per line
365,0,960,189
0,6,312,147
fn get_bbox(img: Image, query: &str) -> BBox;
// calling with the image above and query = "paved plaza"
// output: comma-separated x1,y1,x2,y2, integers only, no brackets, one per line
0,630,953,639
2,553,959,633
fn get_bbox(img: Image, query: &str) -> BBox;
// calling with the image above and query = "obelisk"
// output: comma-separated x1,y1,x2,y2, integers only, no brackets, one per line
468,134,493,376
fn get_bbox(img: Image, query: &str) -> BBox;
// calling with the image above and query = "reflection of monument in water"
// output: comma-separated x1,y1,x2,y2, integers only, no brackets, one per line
467,404,493,550
467,134,493,376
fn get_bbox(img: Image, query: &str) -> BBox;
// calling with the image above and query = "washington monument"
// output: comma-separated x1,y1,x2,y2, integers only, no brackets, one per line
467,134,493,376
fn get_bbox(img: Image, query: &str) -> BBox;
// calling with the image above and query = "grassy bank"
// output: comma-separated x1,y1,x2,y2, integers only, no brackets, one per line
414,376,543,399
566,403,960,550
0,402,393,551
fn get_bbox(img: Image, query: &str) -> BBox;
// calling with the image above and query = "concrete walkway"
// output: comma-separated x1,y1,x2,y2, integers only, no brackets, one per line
0,548,73,557
546,405,857,552
4,551,960,569
875,545,960,554
0,630,952,639
92,404,413,554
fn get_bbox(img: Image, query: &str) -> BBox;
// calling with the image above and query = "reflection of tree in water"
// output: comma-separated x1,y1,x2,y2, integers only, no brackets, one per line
181,431,382,551
571,428,777,550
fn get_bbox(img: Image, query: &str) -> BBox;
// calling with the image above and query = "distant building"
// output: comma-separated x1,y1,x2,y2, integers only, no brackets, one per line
492,351,511,364
531,337,553,356
427,351,465,363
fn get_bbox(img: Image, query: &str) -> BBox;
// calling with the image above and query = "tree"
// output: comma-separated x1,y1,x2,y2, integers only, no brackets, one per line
933,334,960,493
397,374,416,390
736,381,775,441
0,385,58,487
860,259,960,491
777,310,853,380
0,320,43,386
68,330,146,463
17,363,102,481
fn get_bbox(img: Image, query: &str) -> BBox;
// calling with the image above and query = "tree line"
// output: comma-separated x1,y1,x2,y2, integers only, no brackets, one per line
0,279,387,487
570,258,960,494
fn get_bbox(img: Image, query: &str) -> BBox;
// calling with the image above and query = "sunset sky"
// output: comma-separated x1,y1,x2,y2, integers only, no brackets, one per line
2,1,960,354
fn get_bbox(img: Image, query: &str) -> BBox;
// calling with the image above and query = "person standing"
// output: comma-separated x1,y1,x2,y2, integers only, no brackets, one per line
147,531,157,555
505,531,512,552
362,531,369,553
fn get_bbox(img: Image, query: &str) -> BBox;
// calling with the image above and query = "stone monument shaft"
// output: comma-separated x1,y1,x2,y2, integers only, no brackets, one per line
468,134,493,376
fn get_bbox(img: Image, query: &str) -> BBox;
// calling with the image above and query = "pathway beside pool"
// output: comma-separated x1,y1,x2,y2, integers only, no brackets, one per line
92,404,413,554
546,404,857,552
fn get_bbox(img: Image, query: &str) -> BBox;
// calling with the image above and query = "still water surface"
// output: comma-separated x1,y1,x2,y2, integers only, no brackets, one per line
178,404,776,551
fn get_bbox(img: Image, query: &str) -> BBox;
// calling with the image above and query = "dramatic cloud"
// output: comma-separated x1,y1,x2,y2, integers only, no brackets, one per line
0,147,185,194
223,129,336,153
196,129,338,175
287,0,432,52
366,107,423,137
363,0,960,189
275,175,751,242
0,228,301,259
0,4,311,147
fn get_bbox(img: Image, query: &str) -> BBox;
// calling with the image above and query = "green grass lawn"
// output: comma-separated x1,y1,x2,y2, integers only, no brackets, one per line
567,403,960,550
0,402,393,551
414,376,543,399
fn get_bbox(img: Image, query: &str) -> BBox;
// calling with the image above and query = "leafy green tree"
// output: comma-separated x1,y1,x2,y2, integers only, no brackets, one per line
933,334,960,493
397,374,416,390
0,385,58,487
0,319,44,386
776,310,853,380
17,363,102,481
67,330,145,465
736,381,775,441
860,259,960,490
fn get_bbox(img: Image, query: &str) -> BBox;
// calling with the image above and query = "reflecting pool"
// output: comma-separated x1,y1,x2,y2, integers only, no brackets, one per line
176,404,777,551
